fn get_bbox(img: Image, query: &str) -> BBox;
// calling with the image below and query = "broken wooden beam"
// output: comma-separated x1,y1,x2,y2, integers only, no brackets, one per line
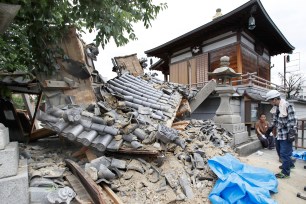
102,184,124,204
65,172,94,203
43,80,79,89
65,159,106,204
172,120,190,130
107,148,159,158
29,128,56,141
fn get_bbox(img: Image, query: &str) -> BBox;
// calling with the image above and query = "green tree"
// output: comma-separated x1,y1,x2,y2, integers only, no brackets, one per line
0,0,167,73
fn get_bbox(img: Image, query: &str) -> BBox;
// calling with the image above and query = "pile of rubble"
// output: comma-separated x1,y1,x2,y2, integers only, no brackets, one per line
31,73,236,203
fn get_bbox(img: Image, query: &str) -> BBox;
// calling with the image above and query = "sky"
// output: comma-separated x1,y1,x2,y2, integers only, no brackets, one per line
83,0,306,85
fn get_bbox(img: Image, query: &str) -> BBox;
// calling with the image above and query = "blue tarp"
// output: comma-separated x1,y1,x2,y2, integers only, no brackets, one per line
292,150,306,160
208,153,278,204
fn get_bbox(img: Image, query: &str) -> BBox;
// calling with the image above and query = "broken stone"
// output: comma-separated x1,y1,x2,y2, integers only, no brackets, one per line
111,158,127,169
176,193,186,201
179,174,193,199
193,153,205,170
84,164,98,181
164,172,179,189
30,177,57,188
47,186,76,204
90,156,111,169
126,159,145,174
98,164,116,180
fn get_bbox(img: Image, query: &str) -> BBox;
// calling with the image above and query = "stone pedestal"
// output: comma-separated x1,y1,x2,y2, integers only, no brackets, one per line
0,159,29,204
0,125,29,204
0,142,19,178
213,86,248,146
0,123,9,150
210,56,248,146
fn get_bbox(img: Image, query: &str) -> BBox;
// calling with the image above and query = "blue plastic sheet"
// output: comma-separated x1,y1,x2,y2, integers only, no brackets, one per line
208,153,278,204
292,150,306,160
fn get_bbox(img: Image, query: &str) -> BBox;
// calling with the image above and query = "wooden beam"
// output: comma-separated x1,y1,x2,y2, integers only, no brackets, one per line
21,94,33,120
29,128,56,141
237,44,243,74
43,80,79,89
65,159,107,204
102,184,124,204
29,91,43,133
7,85,41,94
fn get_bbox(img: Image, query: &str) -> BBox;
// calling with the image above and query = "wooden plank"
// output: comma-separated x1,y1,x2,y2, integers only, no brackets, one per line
43,80,79,89
65,159,107,204
85,149,97,162
72,146,89,158
237,44,243,74
169,63,178,83
107,148,159,157
21,94,33,120
166,92,182,128
29,91,43,133
29,128,56,141
65,173,94,204
102,184,124,204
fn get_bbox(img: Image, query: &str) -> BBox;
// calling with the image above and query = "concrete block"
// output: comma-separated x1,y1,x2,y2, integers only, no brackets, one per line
0,159,29,204
233,131,248,146
214,115,241,124
220,123,246,133
0,142,19,178
30,187,51,204
235,140,262,156
0,123,9,150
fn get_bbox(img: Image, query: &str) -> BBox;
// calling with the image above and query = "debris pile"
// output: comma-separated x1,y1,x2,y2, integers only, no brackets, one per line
32,73,236,203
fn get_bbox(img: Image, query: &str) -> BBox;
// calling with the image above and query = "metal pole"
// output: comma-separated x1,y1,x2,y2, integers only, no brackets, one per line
284,55,286,88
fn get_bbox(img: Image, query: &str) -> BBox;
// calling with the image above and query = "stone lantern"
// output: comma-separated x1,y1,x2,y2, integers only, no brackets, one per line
209,56,248,146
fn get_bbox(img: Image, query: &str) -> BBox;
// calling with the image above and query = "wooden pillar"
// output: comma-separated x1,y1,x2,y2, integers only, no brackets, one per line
237,44,243,74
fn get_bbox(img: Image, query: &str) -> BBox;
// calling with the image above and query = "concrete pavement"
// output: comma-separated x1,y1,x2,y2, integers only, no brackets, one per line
240,148,306,204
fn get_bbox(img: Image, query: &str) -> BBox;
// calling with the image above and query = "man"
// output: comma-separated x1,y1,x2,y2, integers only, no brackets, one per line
266,90,297,179
255,113,274,149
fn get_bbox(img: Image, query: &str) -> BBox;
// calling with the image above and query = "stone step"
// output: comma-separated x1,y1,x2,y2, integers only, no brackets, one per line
0,142,19,179
250,134,258,141
190,80,217,113
0,159,29,204
235,139,262,156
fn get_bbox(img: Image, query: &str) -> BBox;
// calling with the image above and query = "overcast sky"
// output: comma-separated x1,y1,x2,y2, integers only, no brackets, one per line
83,0,306,84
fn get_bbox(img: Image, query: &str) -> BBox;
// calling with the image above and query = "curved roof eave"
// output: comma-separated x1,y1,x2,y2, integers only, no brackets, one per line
145,0,294,57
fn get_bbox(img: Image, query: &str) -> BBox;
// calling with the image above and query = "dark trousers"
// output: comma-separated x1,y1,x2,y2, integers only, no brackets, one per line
275,139,280,158
267,135,275,149
279,139,294,176
258,135,274,149
259,136,269,148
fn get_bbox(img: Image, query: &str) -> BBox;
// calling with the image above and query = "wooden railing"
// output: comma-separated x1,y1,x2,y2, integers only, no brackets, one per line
232,72,286,92
295,119,306,149
187,72,286,91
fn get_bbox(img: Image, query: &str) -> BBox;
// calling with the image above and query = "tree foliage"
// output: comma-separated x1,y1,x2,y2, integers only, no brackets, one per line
0,0,167,73
278,72,305,99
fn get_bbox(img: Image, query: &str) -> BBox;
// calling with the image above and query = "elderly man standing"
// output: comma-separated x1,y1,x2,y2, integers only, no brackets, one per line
266,90,297,179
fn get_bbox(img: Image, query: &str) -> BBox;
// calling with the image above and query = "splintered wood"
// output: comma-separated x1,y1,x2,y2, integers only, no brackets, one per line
172,120,190,130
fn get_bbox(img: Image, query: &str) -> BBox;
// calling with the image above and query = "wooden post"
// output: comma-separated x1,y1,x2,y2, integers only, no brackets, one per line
21,94,34,121
29,91,43,133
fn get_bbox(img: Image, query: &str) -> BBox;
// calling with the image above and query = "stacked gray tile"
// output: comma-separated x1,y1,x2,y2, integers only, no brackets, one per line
36,74,186,153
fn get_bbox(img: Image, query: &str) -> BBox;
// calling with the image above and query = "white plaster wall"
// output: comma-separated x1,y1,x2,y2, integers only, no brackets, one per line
202,36,237,53
202,31,234,45
170,52,192,64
